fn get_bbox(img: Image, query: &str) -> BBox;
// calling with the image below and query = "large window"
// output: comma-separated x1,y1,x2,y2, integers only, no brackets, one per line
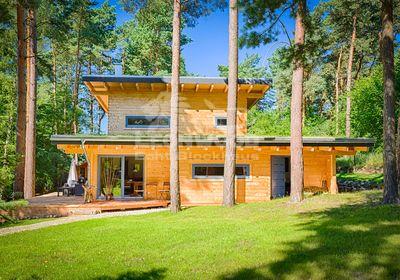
192,164,250,179
125,115,170,129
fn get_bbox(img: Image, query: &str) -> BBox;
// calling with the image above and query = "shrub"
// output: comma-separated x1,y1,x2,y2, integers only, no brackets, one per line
337,150,383,174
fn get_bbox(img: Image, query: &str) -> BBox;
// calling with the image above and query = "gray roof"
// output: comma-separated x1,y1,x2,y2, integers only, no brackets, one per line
82,75,272,85
51,135,374,147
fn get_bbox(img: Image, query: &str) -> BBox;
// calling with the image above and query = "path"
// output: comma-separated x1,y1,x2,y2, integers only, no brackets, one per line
0,208,168,237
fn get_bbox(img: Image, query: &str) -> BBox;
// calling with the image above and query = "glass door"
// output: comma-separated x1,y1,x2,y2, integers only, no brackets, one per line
123,156,144,198
99,156,122,199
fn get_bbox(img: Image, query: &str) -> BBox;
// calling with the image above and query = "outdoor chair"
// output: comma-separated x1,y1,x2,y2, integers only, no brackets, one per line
57,180,83,197
146,181,159,199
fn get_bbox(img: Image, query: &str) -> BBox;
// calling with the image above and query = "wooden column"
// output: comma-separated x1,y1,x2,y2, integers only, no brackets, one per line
329,154,338,194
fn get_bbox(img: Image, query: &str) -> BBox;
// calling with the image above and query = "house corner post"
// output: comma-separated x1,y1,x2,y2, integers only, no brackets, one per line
329,154,338,194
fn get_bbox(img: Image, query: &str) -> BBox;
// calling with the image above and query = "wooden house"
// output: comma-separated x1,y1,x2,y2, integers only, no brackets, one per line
51,75,373,205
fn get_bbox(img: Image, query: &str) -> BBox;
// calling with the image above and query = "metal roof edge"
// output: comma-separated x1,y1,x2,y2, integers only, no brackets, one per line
50,135,375,147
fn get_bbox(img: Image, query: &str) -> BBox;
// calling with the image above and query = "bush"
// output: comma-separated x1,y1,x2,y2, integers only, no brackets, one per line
337,150,383,174
0,200,28,224
0,166,14,201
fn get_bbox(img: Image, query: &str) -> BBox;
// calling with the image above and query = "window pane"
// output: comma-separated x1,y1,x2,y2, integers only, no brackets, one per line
193,164,249,178
126,116,170,128
194,166,207,176
207,166,224,176
235,166,245,176
99,157,122,198
216,117,227,126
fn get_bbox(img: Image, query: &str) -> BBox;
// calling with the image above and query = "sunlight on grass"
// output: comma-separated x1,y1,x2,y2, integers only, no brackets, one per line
337,172,384,183
0,190,399,279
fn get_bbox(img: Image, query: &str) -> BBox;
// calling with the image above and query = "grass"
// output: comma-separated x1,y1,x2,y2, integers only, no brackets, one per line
337,172,384,183
0,190,399,279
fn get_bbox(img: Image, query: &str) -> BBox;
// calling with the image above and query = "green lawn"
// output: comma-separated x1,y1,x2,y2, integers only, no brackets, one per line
1,191,399,279
337,172,384,183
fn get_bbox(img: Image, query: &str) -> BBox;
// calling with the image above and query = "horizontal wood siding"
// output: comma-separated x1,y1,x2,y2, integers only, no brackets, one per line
107,91,248,136
58,144,337,205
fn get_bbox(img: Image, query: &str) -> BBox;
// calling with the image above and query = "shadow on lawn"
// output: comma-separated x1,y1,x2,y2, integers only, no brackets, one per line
93,268,167,280
220,193,400,279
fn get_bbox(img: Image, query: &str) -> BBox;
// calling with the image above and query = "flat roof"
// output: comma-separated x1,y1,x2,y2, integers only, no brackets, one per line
51,135,374,147
82,75,272,85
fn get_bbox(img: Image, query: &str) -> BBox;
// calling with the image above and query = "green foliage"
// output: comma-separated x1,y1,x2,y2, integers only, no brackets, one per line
0,199,28,224
337,150,383,173
119,0,190,75
218,54,268,78
0,200,28,211
351,56,400,146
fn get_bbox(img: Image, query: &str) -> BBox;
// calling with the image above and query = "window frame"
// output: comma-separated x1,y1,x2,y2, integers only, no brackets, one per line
125,115,170,129
192,164,250,179
214,116,227,128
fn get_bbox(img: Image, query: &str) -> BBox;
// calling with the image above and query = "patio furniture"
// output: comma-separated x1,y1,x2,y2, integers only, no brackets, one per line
133,181,144,197
159,190,170,200
146,181,159,199
57,180,83,197
57,183,75,197
158,182,170,200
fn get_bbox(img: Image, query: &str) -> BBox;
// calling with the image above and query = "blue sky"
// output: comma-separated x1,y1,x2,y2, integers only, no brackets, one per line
108,0,320,77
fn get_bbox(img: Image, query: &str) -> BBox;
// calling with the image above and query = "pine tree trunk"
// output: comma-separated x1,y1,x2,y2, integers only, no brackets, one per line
24,7,37,199
88,60,94,134
335,47,343,135
14,3,27,194
90,96,94,134
397,115,400,191
52,44,58,134
72,13,83,135
223,0,238,207
397,115,400,192
290,0,306,203
169,0,181,213
98,110,105,134
381,0,398,204
345,16,357,138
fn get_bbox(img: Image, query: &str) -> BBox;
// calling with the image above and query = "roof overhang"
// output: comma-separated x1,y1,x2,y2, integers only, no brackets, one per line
51,135,374,148
83,75,272,113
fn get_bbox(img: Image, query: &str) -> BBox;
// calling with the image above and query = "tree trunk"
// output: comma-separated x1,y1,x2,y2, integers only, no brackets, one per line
335,47,343,135
345,16,357,138
72,13,83,135
52,44,58,134
290,0,306,203
397,115,400,192
169,0,181,213
14,3,27,194
223,0,238,207
98,110,105,134
381,0,398,204
24,7,37,199
88,60,94,134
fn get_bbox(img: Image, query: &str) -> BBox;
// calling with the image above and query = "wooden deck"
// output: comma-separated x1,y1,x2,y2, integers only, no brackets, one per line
18,192,170,218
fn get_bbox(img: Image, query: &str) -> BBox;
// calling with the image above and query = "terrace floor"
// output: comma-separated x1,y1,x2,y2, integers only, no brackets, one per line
24,192,169,216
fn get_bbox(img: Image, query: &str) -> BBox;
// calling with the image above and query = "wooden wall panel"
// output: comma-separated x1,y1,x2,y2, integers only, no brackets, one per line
60,144,337,205
107,92,249,136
